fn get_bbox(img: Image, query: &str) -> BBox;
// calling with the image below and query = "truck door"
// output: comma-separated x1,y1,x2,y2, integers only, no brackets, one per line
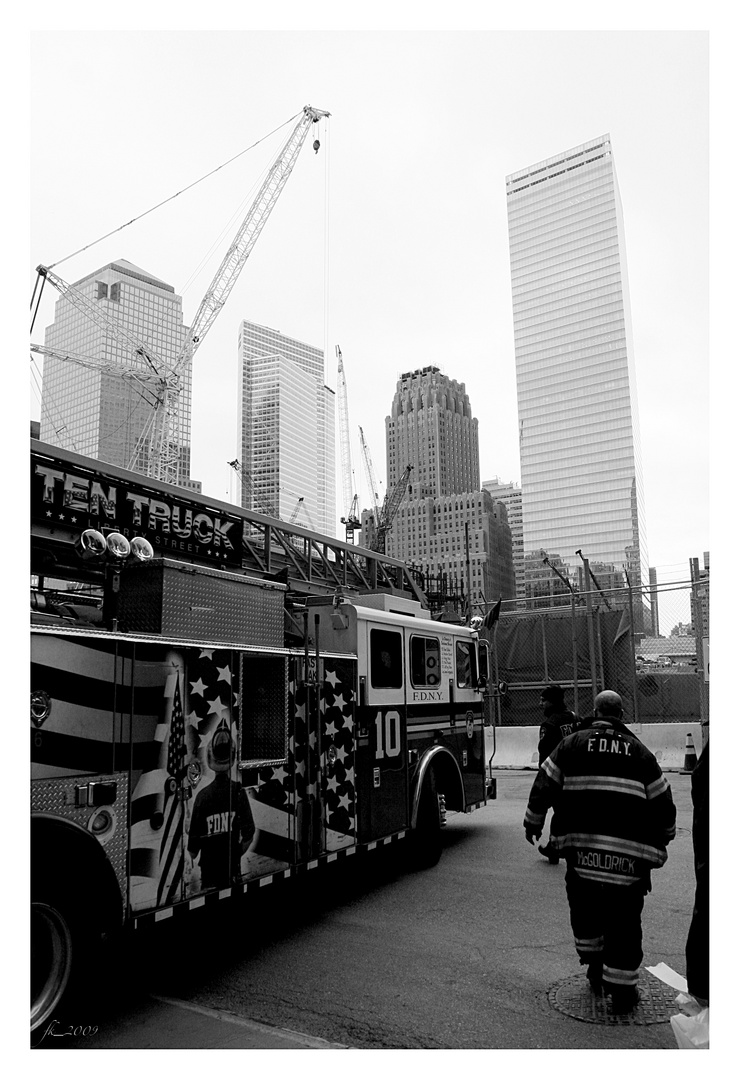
356,623,408,842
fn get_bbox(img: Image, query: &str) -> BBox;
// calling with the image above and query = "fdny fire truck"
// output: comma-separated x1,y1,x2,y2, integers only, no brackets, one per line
30,440,494,1032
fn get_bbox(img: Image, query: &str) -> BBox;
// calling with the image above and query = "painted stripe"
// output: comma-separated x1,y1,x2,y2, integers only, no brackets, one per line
563,775,647,799
154,907,173,922
190,896,206,909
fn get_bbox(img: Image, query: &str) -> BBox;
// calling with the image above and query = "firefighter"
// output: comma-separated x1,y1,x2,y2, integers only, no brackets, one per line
535,684,580,864
523,690,676,1013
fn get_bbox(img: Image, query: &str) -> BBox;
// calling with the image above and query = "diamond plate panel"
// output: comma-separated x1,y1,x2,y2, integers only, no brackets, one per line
548,971,679,1026
118,559,285,645
31,773,129,909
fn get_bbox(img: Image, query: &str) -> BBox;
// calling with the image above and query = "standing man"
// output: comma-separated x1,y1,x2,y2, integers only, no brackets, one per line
523,690,676,1013
536,684,580,864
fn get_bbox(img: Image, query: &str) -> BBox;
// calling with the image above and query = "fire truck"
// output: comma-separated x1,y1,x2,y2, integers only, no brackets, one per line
30,439,495,1032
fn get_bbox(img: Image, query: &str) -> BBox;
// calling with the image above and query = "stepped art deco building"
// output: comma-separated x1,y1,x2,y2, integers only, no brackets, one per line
367,366,515,608
506,135,648,607
39,259,198,489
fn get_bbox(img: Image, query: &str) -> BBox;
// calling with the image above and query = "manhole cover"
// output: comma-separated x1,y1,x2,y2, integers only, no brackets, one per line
548,971,679,1026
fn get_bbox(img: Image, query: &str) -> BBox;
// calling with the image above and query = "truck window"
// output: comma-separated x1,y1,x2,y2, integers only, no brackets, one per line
370,628,403,689
456,639,475,688
410,635,441,688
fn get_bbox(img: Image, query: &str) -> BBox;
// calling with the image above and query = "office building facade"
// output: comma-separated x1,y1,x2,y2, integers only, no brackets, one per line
482,478,524,601
376,367,515,607
39,259,197,488
506,135,648,603
237,321,335,536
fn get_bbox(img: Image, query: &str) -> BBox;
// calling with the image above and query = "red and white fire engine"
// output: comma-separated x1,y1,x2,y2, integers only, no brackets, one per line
31,440,494,1032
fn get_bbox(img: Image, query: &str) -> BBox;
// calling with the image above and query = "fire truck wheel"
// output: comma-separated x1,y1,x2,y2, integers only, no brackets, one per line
412,771,443,869
31,882,89,1033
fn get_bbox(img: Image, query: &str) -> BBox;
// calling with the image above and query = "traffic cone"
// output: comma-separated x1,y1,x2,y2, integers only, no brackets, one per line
681,733,698,774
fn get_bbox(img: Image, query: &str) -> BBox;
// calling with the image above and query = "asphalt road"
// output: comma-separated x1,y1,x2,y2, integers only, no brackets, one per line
36,769,698,1050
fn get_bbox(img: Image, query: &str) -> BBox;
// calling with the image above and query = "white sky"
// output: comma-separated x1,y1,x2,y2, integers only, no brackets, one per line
25,21,715,587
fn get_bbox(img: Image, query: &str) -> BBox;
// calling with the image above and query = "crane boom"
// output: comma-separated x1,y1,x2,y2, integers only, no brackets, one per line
358,426,381,522
227,458,277,517
336,345,361,542
34,105,329,487
375,464,413,553
175,106,330,379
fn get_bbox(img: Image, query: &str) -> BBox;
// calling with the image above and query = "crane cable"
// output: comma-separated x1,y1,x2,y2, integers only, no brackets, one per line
43,110,303,272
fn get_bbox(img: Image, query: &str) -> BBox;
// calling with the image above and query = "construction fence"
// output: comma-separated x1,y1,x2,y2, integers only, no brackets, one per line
482,578,709,730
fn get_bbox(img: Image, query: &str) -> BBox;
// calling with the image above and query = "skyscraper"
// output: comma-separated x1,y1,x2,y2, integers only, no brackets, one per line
376,367,515,607
506,135,648,601
237,321,335,536
39,259,198,489
482,478,524,600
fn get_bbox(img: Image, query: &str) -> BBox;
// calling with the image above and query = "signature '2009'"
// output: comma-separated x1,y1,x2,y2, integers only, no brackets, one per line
38,1020,98,1044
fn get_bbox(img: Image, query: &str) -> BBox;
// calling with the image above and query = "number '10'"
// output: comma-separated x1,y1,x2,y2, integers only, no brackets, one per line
374,710,402,759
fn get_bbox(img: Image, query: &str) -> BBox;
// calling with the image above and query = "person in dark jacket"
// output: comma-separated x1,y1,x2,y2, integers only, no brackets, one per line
536,684,580,864
524,690,676,1013
685,737,709,1003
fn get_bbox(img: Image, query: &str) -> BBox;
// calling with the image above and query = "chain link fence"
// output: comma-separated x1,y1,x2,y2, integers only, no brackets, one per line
483,577,709,730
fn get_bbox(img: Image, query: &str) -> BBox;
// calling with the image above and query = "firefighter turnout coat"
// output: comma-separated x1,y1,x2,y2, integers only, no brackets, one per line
524,719,676,886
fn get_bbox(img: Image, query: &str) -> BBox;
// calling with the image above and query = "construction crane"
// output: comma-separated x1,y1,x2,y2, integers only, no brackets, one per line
227,458,277,518
336,345,360,543
289,497,305,524
358,426,412,553
32,104,330,486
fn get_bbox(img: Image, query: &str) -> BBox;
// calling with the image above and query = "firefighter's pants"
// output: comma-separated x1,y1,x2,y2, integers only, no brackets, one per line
564,866,647,990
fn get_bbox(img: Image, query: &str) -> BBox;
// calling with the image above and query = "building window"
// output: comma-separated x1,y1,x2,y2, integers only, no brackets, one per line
96,282,108,299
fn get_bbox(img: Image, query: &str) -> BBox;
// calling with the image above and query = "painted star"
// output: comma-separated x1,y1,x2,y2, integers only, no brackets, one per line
333,692,347,712
342,713,354,730
338,791,352,812
326,775,340,794
324,720,338,739
206,696,228,720
190,677,208,697
216,665,231,685
324,668,341,689
199,649,214,660
335,745,348,765
186,709,201,732
271,765,287,785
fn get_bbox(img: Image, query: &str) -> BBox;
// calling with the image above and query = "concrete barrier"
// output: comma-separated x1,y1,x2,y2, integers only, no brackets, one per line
485,722,705,772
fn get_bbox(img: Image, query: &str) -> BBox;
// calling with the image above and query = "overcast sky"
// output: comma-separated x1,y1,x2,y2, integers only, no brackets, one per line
28,26,711,583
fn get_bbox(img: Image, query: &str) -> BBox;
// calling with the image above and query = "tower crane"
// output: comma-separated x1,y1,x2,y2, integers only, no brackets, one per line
336,345,360,543
32,104,330,486
227,458,278,518
358,426,412,553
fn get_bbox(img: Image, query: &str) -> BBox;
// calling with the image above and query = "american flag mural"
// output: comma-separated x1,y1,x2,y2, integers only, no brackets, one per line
320,659,356,849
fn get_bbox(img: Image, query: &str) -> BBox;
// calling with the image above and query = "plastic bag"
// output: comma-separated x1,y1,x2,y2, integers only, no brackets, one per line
670,1007,709,1049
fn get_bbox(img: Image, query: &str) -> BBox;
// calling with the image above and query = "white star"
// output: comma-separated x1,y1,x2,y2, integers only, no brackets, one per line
342,713,354,730
216,665,231,685
324,720,338,738
271,765,287,785
206,695,227,720
324,668,341,689
326,775,340,794
186,710,200,731
338,791,351,811
344,766,355,785
333,692,347,712
199,649,213,660
190,677,207,697
335,744,348,765
295,758,305,776
309,731,317,749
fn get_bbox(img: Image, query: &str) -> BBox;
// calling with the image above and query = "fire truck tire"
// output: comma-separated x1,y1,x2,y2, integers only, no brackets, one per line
31,878,91,1034
411,770,443,869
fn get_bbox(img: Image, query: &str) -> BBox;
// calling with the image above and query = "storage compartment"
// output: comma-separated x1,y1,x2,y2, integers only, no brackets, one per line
117,558,285,646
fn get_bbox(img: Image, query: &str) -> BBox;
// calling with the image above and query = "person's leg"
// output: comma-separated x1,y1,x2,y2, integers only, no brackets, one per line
602,882,646,1011
565,868,603,989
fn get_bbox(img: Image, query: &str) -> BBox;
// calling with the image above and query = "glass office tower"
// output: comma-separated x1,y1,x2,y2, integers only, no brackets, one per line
506,135,648,603
237,321,335,536
40,259,197,488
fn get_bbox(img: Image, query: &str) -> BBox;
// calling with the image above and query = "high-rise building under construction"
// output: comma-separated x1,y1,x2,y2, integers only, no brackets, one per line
506,134,648,602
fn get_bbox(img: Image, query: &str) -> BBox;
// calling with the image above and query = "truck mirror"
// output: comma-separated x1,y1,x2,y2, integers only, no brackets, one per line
477,640,490,687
